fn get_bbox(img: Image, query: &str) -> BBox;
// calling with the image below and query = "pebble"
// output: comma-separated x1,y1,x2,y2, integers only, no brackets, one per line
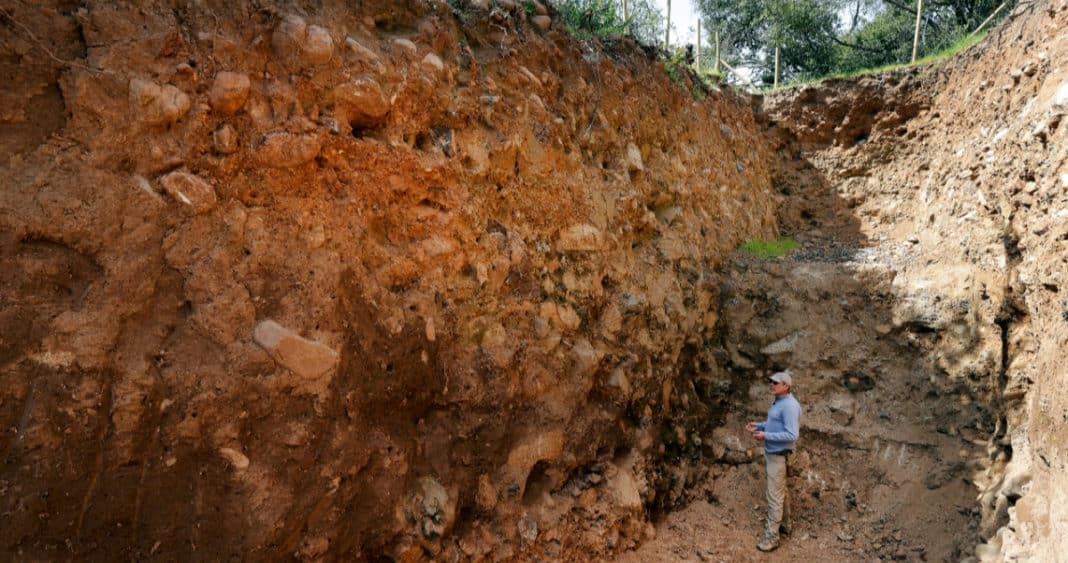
421,53,444,73
218,447,250,470
128,78,190,126
255,132,321,168
532,15,551,32
393,38,418,57
344,37,379,63
272,15,333,66
556,224,604,252
209,71,250,114
624,142,644,171
1051,81,1068,114
303,25,334,65
332,78,391,130
159,171,217,213
518,513,538,543
252,319,339,379
213,124,238,154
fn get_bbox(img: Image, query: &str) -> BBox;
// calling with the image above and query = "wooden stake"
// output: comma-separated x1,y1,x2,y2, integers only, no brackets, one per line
622,0,628,28
718,58,757,90
665,0,672,49
774,45,780,88
970,0,1009,36
715,31,720,73
696,21,702,70
911,0,924,63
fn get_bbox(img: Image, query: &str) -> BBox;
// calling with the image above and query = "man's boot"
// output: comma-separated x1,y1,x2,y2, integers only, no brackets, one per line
756,532,780,552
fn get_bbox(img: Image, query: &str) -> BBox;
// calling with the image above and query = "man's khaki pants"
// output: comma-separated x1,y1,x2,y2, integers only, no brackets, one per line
764,451,791,539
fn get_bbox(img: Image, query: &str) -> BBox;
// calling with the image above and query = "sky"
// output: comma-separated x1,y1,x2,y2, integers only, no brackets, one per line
654,0,702,48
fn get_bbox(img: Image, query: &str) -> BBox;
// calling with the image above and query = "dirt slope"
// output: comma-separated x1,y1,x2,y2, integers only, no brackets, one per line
762,2,1068,559
0,1,777,560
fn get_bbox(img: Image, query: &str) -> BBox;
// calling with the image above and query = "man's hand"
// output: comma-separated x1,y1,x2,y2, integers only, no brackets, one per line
745,422,757,432
752,431,765,441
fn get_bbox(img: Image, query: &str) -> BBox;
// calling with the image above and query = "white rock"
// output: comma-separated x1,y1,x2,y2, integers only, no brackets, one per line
219,447,250,470
344,37,380,63
605,462,643,509
253,320,339,380
1051,81,1068,114
421,53,444,73
392,38,418,56
129,78,190,126
761,332,800,355
159,171,217,213
556,224,604,252
623,143,644,171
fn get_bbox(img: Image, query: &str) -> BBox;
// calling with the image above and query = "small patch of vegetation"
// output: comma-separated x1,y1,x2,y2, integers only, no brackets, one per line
738,237,799,258
555,0,665,46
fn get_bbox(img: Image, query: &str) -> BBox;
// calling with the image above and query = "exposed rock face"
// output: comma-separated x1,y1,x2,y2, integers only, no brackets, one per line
0,1,774,560
8,0,1061,560
759,2,1068,559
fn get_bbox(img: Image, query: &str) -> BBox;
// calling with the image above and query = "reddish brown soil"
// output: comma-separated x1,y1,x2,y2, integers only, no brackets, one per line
2,0,1066,561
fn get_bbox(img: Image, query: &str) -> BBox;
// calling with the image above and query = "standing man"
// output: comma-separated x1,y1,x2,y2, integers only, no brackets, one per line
746,369,801,552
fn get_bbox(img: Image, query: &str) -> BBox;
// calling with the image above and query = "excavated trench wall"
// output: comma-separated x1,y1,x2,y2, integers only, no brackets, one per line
0,1,777,560
763,1,1068,559
4,0,1067,561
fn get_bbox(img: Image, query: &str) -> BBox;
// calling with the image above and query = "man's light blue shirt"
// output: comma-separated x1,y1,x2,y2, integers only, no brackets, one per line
756,393,801,454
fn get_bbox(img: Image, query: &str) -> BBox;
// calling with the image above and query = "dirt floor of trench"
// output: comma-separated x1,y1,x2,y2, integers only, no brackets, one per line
619,242,985,563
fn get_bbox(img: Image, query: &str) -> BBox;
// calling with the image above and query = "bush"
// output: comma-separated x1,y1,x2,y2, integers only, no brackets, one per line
553,0,665,46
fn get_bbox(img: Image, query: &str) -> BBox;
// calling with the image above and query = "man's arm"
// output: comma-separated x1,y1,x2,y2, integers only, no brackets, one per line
762,401,800,442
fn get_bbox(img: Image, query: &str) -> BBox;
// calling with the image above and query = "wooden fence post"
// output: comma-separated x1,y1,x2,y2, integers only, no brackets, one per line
911,0,924,63
665,0,671,49
714,31,720,73
696,22,702,70
774,45,780,88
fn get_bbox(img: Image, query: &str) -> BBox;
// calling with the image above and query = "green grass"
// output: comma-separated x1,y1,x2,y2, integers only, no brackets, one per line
764,30,989,93
738,237,800,258
915,31,987,65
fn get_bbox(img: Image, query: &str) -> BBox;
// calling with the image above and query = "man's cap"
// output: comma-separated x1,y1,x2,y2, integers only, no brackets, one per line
769,370,793,386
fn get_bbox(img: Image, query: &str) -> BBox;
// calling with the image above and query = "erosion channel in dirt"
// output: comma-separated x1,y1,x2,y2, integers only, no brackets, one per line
1,1,1066,562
